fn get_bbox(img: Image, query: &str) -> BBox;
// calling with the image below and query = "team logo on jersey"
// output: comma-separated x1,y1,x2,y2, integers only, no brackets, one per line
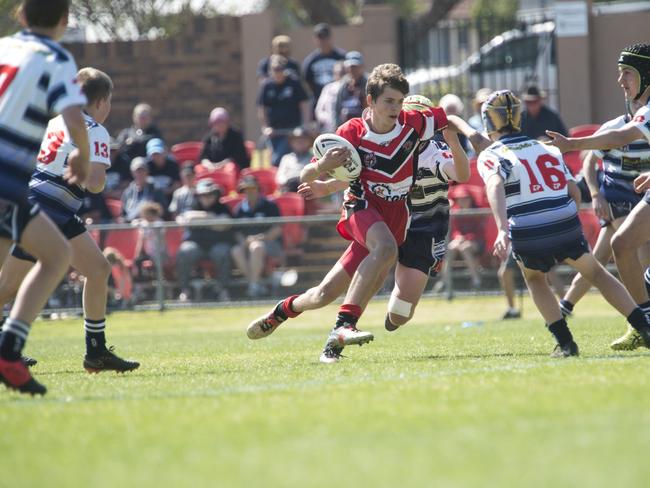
633,115,645,123
363,152,377,168
370,183,390,198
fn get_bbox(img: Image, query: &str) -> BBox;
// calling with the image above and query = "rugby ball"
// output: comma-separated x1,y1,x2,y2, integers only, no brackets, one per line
312,133,362,182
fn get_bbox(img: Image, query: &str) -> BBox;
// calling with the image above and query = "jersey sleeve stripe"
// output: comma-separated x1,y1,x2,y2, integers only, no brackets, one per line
0,125,41,152
38,73,50,91
46,84,67,112
24,106,50,126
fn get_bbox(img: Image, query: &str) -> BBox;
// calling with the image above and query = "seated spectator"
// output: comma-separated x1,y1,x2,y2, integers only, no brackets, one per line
104,247,134,309
121,157,168,222
257,35,300,81
257,54,309,166
146,138,181,204
168,162,197,219
521,85,568,140
231,176,283,298
132,202,168,284
113,103,164,181
276,127,313,193
199,107,250,171
315,61,344,133
175,179,233,302
334,51,368,127
440,187,484,290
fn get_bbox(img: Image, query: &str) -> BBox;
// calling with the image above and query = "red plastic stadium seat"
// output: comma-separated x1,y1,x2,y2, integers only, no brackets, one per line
220,194,244,214
244,140,256,160
569,124,600,138
165,227,184,260
170,141,203,164
563,151,583,176
197,170,237,195
270,192,306,249
448,184,488,208
240,167,278,196
105,198,122,220
103,229,139,264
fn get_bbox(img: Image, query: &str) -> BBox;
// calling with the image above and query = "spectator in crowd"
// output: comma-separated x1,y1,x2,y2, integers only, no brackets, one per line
439,187,484,290
302,23,346,114
104,247,134,310
315,61,344,133
121,157,168,222
113,103,164,180
276,127,313,193
175,179,233,302
146,138,180,204
257,35,300,81
258,54,309,166
520,85,568,140
468,87,491,133
231,176,283,298
132,201,168,285
334,51,368,127
169,162,197,219
199,107,250,171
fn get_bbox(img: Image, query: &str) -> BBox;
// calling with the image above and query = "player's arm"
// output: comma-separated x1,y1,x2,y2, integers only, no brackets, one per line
581,151,609,220
298,179,348,200
546,125,644,153
441,127,470,183
484,173,509,260
567,180,582,206
62,106,90,185
85,163,107,193
446,114,490,154
300,147,350,183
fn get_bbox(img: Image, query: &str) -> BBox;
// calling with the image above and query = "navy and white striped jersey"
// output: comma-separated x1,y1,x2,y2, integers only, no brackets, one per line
594,114,650,204
0,30,86,180
478,134,580,253
30,113,110,223
409,140,454,233
629,101,650,145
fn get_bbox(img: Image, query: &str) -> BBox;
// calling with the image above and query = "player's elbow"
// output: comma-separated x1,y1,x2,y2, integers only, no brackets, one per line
455,168,471,183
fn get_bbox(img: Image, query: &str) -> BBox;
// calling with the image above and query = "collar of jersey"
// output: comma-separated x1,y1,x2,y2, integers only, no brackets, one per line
361,113,403,145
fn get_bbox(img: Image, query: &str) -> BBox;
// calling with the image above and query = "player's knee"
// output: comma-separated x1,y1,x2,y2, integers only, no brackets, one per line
388,294,413,325
95,254,112,281
611,230,633,257
372,240,398,264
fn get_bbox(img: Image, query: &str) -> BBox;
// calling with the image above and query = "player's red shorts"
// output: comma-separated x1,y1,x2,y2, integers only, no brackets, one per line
336,193,410,276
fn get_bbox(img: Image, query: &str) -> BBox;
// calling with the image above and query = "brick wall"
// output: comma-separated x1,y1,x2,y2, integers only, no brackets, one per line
66,15,244,146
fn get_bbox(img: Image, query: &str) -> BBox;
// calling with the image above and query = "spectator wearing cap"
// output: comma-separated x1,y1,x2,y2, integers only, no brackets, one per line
520,85,568,141
276,127,314,193
315,61,345,133
113,103,164,181
145,138,181,204
168,162,197,219
303,23,346,115
199,107,250,171
231,176,283,298
334,51,368,127
257,54,309,166
175,179,234,302
257,35,301,81
121,157,168,223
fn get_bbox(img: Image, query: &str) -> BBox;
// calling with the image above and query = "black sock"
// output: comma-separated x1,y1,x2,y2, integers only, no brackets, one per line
559,299,574,316
547,319,573,346
639,300,650,315
627,307,650,332
335,312,359,329
644,268,650,297
85,318,106,357
0,318,30,361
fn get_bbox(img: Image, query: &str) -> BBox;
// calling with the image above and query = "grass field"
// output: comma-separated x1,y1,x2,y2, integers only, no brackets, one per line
2,294,650,488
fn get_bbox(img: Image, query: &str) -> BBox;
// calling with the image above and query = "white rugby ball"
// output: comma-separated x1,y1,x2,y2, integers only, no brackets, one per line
312,133,362,182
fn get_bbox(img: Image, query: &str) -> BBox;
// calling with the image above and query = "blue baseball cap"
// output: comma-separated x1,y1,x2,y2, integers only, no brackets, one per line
146,138,165,156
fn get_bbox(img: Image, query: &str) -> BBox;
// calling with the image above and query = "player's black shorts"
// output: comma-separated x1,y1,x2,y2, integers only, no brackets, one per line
599,200,638,228
11,214,86,263
503,248,518,270
0,169,40,242
513,236,590,273
398,226,448,277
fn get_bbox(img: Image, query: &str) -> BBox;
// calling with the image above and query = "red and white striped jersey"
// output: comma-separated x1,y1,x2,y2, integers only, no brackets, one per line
336,107,448,203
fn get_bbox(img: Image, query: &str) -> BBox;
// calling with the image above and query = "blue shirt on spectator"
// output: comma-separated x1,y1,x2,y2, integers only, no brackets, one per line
257,77,308,130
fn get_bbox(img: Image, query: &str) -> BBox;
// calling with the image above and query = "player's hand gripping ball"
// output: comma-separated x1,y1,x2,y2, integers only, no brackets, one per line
312,133,363,182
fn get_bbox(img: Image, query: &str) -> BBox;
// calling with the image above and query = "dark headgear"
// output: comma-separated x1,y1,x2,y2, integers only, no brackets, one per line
618,43,650,101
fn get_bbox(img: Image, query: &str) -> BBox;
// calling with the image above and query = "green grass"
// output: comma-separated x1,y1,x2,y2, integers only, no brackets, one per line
2,294,650,488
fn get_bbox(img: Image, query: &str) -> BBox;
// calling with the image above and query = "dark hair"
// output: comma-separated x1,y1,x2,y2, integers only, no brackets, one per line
77,68,113,105
20,0,69,28
366,63,409,101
